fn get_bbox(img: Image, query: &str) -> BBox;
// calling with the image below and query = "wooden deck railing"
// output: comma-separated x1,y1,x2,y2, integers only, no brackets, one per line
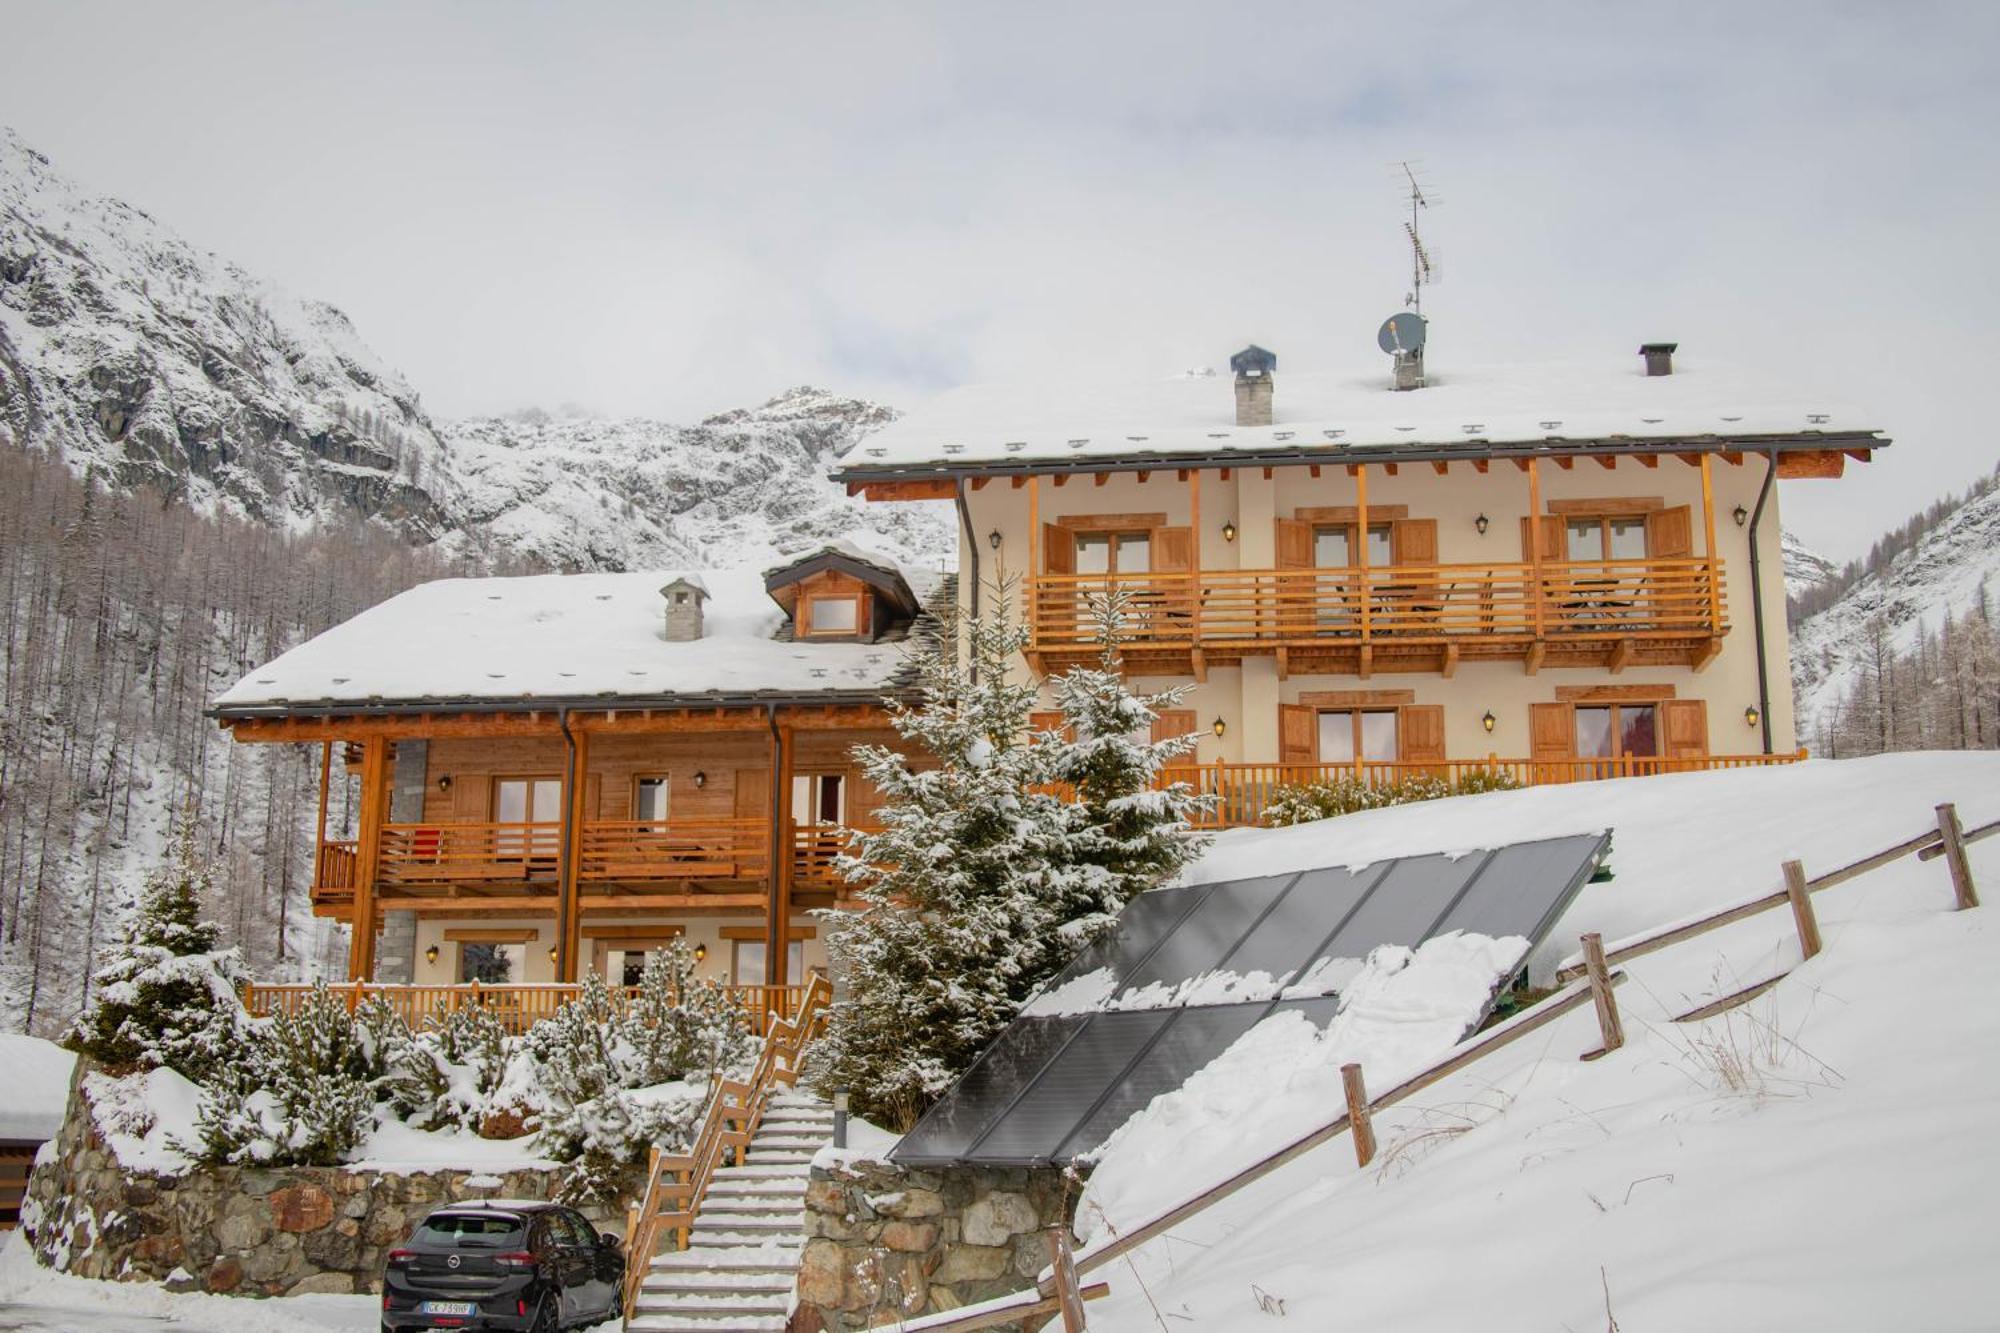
241,980,808,1036
580,818,769,882
622,971,834,1320
1159,752,1807,828
1029,557,1724,653
315,840,358,894
378,821,561,886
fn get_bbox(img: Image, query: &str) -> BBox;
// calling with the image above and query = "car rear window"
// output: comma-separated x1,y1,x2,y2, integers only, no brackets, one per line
416,1213,527,1245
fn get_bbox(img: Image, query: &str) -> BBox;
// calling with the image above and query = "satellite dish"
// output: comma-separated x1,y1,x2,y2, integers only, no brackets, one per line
1378,311,1426,356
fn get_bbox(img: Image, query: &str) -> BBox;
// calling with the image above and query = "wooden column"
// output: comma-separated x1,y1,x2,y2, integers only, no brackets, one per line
1355,462,1370,642
1526,457,1545,642
1026,474,1040,580
313,740,332,892
1579,932,1624,1058
1781,859,1822,959
1342,1063,1376,1167
1698,453,1722,629
1937,803,1980,910
556,726,589,982
347,737,389,982
766,721,796,987
1188,467,1203,647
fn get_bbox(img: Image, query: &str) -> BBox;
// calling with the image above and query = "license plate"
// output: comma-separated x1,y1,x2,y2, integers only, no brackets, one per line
419,1300,478,1315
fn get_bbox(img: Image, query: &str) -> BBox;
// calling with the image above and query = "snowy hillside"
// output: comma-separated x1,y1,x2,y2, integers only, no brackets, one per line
1781,528,1837,599
1080,751,2000,1332
0,128,450,537
443,388,954,572
1790,480,2000,739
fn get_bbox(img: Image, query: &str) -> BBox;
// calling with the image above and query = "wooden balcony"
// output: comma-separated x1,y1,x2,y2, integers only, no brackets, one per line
1028,558,1727,676
241,980,809,1037
1162,753,1805,828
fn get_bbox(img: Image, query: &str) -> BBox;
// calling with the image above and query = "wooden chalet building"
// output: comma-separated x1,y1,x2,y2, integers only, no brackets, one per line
836,344,1888,820
213,545,944,1014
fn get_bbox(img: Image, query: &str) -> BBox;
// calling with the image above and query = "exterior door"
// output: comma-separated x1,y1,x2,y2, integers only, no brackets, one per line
494,777,561,859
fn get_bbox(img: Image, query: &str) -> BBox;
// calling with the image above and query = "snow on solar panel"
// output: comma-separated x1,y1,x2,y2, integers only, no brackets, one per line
890,832,1609,1168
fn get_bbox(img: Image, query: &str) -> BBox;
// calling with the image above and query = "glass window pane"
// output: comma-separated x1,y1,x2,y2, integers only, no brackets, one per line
495,780,527,824
459,942,523,983
1619,705,1658,756
1360,711,1399,761
1116,533,1150,573
1075,535,1111,574
531,779,562,823
1366,524,1393,567
1317,710,1355,763
1566,519,1601,560
810,597,857,632
1575,707,1614,758
636,777,669,824
733,940,765,985
1313,527,1351,567
788,941,805,981
1608,519,1647,561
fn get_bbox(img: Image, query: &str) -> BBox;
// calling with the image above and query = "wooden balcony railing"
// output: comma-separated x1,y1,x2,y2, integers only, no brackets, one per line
1029,558,1724,658
241,980,809,1037
316,840,358,894
791,823,884,892
1160,752,1806,828
580,818,769,882
378,821,561,886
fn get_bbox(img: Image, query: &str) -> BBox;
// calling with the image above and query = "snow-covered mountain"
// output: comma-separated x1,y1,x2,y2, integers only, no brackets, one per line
1782,529,1838,600
0,128,954,572
1791,478,2000,738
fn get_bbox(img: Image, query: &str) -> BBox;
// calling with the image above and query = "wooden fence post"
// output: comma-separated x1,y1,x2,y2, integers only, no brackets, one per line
1342,1063,1376,1168
1045,1226,1088,1332
1937,803,1980,911
1580,933,1624,1058
1781,859,1822,959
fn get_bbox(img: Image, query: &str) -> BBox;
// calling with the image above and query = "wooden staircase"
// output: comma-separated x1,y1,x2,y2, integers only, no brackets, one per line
622,973,834,1330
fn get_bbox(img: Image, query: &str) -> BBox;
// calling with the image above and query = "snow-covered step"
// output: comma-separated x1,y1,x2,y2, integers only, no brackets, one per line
635,1293,789,1317
648,1247,802,1275
704,1177,807,1197
624,1316,789,1333
692,1217,803,1239
746,1135,827,1152
639,1271,795,1294
711,1163,812,1180
700,1195,804,1216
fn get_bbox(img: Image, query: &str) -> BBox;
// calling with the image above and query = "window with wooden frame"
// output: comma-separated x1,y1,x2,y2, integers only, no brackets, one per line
1522,499,1694,564
493,776,562,860
730,939,805,987
634,775,670,828
1278,695,1446,768
792,772,846,826
1529,693,1708,776
1074,529,1152,575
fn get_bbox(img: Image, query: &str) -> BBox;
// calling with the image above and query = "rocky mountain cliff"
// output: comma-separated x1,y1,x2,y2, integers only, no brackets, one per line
0,128,954,573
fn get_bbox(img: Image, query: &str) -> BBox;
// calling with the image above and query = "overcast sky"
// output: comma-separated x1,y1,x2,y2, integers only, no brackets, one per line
4,1,1997,558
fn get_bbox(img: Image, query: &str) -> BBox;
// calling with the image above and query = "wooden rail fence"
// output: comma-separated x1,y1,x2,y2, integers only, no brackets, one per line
894,796,1990,1331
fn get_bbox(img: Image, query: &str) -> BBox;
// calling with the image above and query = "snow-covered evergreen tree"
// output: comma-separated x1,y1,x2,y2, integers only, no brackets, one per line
622,941,756,1086
64,816,248,1080
1042,587,1211,938
187,982,376,1166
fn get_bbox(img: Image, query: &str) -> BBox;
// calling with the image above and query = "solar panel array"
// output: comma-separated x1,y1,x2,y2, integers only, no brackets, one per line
891,831,1609,1168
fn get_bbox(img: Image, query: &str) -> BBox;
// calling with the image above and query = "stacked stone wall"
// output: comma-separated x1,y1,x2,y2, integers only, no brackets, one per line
797,1155,1074,1331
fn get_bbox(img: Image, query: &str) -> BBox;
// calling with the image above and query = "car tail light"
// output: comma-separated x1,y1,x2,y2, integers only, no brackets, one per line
518,1298,529,1316
495,1251,538,1268
387,1248,414,1263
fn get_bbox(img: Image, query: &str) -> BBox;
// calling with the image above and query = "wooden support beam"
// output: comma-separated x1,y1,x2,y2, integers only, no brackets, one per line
557,726,588,981
768,723,797,985
1473,458,1489,474
1219,468,1231,481
1093,472,1108,487
1441,642,1459,679
1526,457,1545,648
1431,460,1450,475
1937,803,1980,909
1274,646,1290,681
1595,455,1618,470
1776,449,1847,479
1262,466,1274,480
1052,473,1069,488
1309,464,1321,478
1524,641,1545,676
1010,476,1028,489
1782,859,1822,960
1357,643,1373,680
859,479,955,502
1606,638,1633,675
1636,454,1659,469
1579,933,1625,1059
1176,469,1189,482
1678,453,1703,467
1382,462,1398,476
314,741,332,898
1027,474,1040,583
1689,638,1723,672
971,476,990,491
348,737,389,981
1699,452,1722,634
1553,456,1573,471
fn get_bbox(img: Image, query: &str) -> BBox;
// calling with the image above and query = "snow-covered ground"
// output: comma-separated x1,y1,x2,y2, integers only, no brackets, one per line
1077,751,2000,1331
0,1034,75,1141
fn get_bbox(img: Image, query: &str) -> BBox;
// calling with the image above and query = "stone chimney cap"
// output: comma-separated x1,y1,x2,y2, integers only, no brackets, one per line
659,575,709,600
1638,342,1679,355
1229,345,1277,379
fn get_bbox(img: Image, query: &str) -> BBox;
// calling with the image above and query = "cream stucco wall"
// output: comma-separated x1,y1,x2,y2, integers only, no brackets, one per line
959,451,1799,760
407,914,829,987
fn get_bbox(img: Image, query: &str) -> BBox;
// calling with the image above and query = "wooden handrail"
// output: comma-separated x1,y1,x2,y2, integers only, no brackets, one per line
622,970,835,1321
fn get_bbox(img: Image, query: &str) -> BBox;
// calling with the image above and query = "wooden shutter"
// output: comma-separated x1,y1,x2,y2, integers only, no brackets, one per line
1529,703,1575,784
1154,527,1192,572
1390,518,1438,566
455,773,489,820
1274,519,1313,568
1153,526,1194,624
1279,704,1317,766
1029,711,1076,744
1520,516,1565,561
1662,699,1709,760
1151,709,1198,745
1647,505,1694,559
1042,524,1076,575
733,769,768,820
1399,705,1446,772
584,774,601,819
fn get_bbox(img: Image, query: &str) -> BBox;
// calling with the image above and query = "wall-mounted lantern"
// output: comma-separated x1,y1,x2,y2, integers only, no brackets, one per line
1733,505,1749,527
1474,513,1489,535
436,774,453,793
1744,705,1761,729
548,945,558,963
988,529,1002,551
1482,710,1497,733
1222,520,1237,543
1212,716,1227,738
693,771,707,789
694,943,708,963
425,945,440,965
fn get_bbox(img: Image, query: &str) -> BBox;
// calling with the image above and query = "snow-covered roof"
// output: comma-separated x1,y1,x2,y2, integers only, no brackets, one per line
214,566,929,714
0,1034,76,1141
835,357,1887,478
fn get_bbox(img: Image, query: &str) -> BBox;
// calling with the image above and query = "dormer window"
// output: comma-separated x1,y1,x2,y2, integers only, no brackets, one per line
805,595,860,636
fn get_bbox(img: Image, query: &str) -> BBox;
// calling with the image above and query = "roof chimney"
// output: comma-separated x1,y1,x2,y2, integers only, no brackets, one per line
1639,342,1678,377
659,576,708,642
1230,345,1276,426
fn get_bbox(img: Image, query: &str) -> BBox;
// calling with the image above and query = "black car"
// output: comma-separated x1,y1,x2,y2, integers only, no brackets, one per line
382,1200,626,1332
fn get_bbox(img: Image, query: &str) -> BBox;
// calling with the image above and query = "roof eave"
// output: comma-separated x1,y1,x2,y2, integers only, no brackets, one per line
209,685,911,723
831,429,1890,486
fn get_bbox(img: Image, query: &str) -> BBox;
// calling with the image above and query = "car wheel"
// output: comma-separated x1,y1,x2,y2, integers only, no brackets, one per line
531,1294,559,1333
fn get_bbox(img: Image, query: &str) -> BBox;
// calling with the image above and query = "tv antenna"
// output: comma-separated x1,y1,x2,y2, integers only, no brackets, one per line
1398,161,1437,316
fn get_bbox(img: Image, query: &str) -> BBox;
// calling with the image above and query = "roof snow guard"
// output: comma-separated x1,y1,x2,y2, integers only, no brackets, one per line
889,831,1610,1169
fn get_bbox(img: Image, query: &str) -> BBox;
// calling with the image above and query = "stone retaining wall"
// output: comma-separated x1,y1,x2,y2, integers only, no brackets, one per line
22,1069,569,1297
798,1156,1074,1331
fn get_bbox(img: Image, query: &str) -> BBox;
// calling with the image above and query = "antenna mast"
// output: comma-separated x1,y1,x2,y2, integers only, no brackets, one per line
1399,161,1436,317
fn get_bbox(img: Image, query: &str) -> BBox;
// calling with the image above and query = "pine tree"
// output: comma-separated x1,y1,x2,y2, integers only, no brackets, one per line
1043,587,1211,940
64,815,247,1080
